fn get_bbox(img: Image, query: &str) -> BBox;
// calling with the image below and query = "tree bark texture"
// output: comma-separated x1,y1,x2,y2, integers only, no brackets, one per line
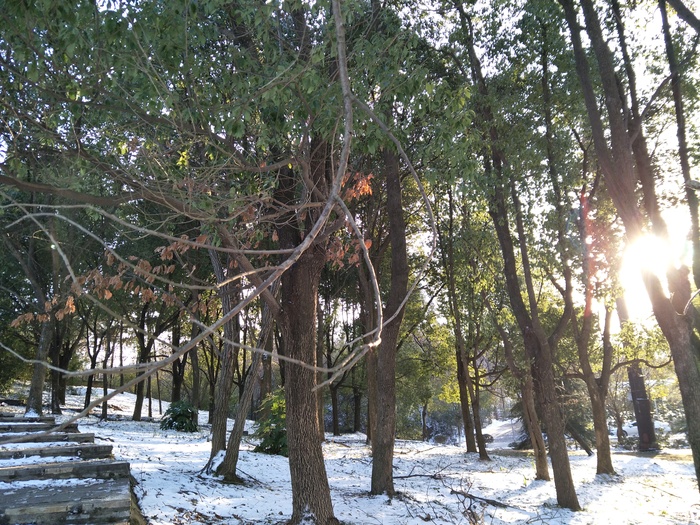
281,247,337,524
26,320,53,416
208,251,240,459
218,296,276,481
273,128,337,522
370,148,409,496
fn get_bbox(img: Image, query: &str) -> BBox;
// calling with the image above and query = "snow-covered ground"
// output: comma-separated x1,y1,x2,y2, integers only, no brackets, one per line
3,388,699,524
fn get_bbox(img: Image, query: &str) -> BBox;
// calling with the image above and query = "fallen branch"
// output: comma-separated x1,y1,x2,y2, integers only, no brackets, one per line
450,489,514,509
639,482,682,499
395,472,445,480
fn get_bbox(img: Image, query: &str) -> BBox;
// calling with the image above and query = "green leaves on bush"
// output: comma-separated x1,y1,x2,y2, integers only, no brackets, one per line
253,388,287,457
160,400,198,432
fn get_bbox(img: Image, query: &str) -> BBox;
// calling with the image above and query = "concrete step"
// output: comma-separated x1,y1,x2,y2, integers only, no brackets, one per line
0,459,131,482
0,443,113,461
0,476,132,524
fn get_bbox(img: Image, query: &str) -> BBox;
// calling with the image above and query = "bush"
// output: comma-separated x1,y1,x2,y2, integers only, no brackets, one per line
160,401,198,432
253,388,287,456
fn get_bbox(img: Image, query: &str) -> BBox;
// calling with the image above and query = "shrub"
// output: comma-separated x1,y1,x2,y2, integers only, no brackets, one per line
253,388,288,456
160,401,198,432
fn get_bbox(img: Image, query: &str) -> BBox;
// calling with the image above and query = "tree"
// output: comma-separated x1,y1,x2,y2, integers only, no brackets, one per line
0,1,371,520
449,1,581,510
436,187,501,459
558,0,700,487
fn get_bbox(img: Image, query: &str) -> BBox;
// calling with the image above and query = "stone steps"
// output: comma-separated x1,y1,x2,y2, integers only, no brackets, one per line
0,443,115,461
0,412,138,525
0,431,96,444
0,421,79,433
0,477,132,525
0,458,131,481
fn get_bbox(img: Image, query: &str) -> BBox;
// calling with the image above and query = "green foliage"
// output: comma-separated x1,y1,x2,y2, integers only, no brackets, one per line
253,388,288,457
395,308,459,439
160,401,198,432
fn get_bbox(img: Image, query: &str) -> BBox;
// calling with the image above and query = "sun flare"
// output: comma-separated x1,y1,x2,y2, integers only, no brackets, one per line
618,209,692,322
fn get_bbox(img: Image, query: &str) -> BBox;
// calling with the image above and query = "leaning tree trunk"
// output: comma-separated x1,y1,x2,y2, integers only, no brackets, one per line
521,374,550,480
495,308,549,478
217,295,276,482
206,251,241,463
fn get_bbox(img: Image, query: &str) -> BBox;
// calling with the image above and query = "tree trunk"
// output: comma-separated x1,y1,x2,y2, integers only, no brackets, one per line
360,263,378,447
521,374,550,480
208,251,241,459
50,336,62,415
489,178,578,508
421,402,429,441
628,363,658,451
566,421,594,456
352,370,362,433
366,348,377,447
147,374,153,419
272,126,337,522
101,338,112,420
370,148,409,496
171,319,186,404
132,306,152,422
465,353,490,460
330,384,340,436
281,247,337,524
440,187,477,453
258,339,273,422
493,313,548,476
217,297,275,481
455,1,567,497
189,334,201,426
456,351,477,452
84,352,99,411
616,299,657,451
26,320,53,416
2,232,52,417
316,302,326,441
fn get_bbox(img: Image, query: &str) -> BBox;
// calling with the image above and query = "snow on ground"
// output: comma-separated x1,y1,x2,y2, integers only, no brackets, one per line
3,388,700,524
